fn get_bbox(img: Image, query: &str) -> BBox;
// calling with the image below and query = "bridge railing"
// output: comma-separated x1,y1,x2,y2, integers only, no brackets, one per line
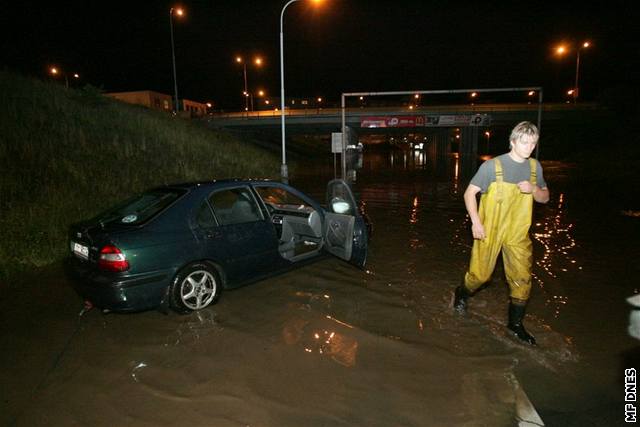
208,102,598,121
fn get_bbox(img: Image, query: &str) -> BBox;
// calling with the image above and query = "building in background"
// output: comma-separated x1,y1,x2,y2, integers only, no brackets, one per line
181,99,207,117
105,90,173,112
106,91,207,117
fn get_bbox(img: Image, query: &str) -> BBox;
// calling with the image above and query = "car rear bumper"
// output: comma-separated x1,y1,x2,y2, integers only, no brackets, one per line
64,257,175,312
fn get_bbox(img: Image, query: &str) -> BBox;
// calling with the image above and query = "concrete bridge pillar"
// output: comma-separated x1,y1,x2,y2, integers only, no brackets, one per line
460,127,478,158
434,129,451,178
459,127,479,180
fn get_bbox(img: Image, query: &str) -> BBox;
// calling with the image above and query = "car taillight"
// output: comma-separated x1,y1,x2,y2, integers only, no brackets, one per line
98,245,130,272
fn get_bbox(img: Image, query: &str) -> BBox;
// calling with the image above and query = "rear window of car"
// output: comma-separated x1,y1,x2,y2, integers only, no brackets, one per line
92,188,187,226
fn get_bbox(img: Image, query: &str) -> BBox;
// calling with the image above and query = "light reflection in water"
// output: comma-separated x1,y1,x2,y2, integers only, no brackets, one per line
531,192,580,318
409,196,419,225
282,316,358,367
453,153,460,194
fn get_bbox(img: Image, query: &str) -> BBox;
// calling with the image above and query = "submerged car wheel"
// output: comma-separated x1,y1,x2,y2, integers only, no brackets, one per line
170,263,220,314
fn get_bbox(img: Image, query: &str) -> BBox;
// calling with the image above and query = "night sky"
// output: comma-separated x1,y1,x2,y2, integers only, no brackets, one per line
3,1,639,109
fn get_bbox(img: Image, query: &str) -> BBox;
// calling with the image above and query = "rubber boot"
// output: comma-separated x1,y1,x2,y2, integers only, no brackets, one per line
453,284,472,315
507,302,536,345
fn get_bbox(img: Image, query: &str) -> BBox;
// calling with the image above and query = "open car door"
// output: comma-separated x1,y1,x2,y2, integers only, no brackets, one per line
323,179,368,268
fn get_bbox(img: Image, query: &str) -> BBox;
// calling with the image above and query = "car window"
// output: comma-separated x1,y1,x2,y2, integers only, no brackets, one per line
196,200,217,229
91,188,186,226
209,187,263,225
255,186,310,212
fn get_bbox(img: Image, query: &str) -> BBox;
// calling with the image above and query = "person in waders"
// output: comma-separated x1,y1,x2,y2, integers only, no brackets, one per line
454,121,549,345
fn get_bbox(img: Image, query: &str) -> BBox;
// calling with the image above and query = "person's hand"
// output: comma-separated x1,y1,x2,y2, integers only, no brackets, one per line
517,180,534,194
471,221,485,240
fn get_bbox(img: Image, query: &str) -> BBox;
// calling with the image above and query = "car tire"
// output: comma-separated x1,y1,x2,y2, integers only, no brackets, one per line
169,262,221,314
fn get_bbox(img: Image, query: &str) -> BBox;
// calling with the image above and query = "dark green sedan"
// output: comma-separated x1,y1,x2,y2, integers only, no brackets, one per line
65,179,368,313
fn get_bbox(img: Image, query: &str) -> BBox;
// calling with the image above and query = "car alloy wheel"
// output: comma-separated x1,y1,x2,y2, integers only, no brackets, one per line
170,263,221,313
180,269,216,310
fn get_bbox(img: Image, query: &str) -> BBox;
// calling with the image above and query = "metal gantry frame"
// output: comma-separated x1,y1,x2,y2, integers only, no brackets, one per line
340,87,543,180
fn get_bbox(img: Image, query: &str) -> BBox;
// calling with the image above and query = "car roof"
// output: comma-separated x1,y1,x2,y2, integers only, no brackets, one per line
152,178,278,191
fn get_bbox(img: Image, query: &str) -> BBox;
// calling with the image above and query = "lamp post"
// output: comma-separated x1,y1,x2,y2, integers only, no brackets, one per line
279,0,322,183
556,41,590,103
236,56,249,112
573,41,590,103
484,131,491,153
49,67,79,89
236,56,263,112
169,7,184,113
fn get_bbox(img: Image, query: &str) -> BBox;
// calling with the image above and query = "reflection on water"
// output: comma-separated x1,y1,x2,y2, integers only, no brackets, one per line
530,191,581,319
282,316,359,367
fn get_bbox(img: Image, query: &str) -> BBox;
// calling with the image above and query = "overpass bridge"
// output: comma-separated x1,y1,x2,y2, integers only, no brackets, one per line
206,103,598,134
205,102,600,168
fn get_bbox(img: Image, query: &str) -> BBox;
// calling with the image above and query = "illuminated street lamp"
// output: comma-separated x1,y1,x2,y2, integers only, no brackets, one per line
169,6,185,113
484,130,491,152
279,0,323,183
49,66,79,89
236,56,263,112
556,41,590,103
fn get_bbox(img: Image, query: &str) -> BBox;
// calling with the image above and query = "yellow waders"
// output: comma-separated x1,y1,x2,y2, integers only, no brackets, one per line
463,158,537,301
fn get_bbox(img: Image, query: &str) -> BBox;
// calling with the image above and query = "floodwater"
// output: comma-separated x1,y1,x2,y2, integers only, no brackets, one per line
2,146,639,426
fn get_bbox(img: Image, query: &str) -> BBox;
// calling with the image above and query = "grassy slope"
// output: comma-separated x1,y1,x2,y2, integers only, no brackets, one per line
0,70,280,280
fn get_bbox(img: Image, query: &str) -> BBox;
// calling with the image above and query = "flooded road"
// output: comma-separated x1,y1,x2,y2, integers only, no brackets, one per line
2,146,638,426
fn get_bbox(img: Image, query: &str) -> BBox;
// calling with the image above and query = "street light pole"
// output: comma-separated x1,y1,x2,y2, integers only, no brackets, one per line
573,42,591,103
242,61,248,111
280,0,322,182
237,56,262,113
169,7,183,113
49,67,77,89
280,0,300,183
557,41,589,104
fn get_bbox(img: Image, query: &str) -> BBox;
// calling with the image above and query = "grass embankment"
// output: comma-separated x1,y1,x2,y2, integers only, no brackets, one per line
0,70,280,282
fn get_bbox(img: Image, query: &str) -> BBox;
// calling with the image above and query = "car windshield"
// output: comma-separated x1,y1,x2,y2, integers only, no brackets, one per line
92,188,186,226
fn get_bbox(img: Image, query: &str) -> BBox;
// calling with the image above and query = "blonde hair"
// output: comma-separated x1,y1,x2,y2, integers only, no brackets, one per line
509,121,539,147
